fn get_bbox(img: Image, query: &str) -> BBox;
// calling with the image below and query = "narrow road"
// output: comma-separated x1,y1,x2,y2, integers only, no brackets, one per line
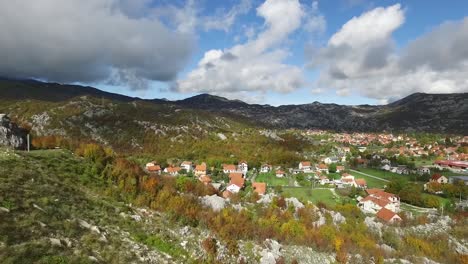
401,202,437,213
350,169,390,182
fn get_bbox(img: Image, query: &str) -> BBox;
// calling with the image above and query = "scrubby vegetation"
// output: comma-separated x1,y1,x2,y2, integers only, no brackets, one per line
2,144,466,263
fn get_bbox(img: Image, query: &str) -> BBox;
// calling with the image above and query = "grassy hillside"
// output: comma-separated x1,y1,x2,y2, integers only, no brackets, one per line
0,95,316,167
0,149,202,263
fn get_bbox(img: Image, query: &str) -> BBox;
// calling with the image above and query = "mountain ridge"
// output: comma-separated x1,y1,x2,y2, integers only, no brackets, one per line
0,78,467,133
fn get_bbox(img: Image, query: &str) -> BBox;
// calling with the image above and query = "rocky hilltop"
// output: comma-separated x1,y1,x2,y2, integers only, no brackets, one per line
0,78,467,134
176,93,468,133
0,114,27,149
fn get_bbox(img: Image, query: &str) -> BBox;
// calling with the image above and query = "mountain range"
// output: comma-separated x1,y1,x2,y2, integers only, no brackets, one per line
0,78,467,134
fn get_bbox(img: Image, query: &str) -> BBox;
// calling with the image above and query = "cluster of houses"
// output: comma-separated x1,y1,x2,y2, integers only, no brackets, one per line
145,160,267,198
304,130,468,163
358,189,402,223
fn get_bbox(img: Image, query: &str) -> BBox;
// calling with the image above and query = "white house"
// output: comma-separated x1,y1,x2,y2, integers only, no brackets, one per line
381,164,391,171
358,189,400,214
319,176,330,185
298,161,312,172
164,166,181,176
260,164,272,173
316,163,329,174
276,170,285,178
238,161,248,174
323,157,339,165
341,174,356,187
417,166,431,175
181,161,193,172
395,166,410,175
226,173,245,193
145,162,161,174
430,174,448,184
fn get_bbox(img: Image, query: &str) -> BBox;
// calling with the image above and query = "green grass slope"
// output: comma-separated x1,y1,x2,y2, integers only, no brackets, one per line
0,149,197,263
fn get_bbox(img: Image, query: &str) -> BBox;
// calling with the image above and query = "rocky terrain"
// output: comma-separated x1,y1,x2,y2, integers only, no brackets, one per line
0,114,27,149
176,93,468,133
0,78,467,134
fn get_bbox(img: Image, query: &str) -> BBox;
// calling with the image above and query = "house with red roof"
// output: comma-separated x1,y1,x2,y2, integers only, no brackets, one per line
299,161,312,172
358,189,400,213
319,175,330,185
355,178,367,189
146,162,162,175
223,164,238,174
275,170,285,178
194,163,207,176
430,173,448,184
164,166,181,176
226,173,245,194
376,207,402,223
336,165,345,173
316,163,329,174
252,182,266,195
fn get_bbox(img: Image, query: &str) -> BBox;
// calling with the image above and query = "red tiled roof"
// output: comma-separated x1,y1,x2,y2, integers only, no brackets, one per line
366,189,397,201
147,165,161,172
360,195,389,208
300,161,311,166
223,164,237,171
252,182,266,195
229,173,245,188
318,163,328,169
276,170,285,174
355,178,367,186
342,177,354,183
195,163,207,171
376,207,400,222
431,173,443,181
166,167,181,173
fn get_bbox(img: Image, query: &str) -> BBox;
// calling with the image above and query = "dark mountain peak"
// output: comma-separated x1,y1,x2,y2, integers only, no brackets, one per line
177,93,248,107
388,92,468,107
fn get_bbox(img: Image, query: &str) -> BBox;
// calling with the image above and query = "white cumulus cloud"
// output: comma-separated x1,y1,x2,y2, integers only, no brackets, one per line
174,0,323,98
311,4,468,102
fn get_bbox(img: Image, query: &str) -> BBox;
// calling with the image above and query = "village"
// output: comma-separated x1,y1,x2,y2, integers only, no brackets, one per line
143,132,468,225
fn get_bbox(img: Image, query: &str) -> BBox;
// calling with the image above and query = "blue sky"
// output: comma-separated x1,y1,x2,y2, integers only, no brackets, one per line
1,0,468,105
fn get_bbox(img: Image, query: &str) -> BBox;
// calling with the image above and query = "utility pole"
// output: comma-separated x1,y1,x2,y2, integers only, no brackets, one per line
27,134,30,152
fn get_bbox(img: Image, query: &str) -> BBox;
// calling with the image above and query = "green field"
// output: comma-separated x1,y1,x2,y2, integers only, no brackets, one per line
256,172,291,186
282,187,339,207
352,173,387,189
349,171,387,188
354,168,409,181
413,157,436,167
